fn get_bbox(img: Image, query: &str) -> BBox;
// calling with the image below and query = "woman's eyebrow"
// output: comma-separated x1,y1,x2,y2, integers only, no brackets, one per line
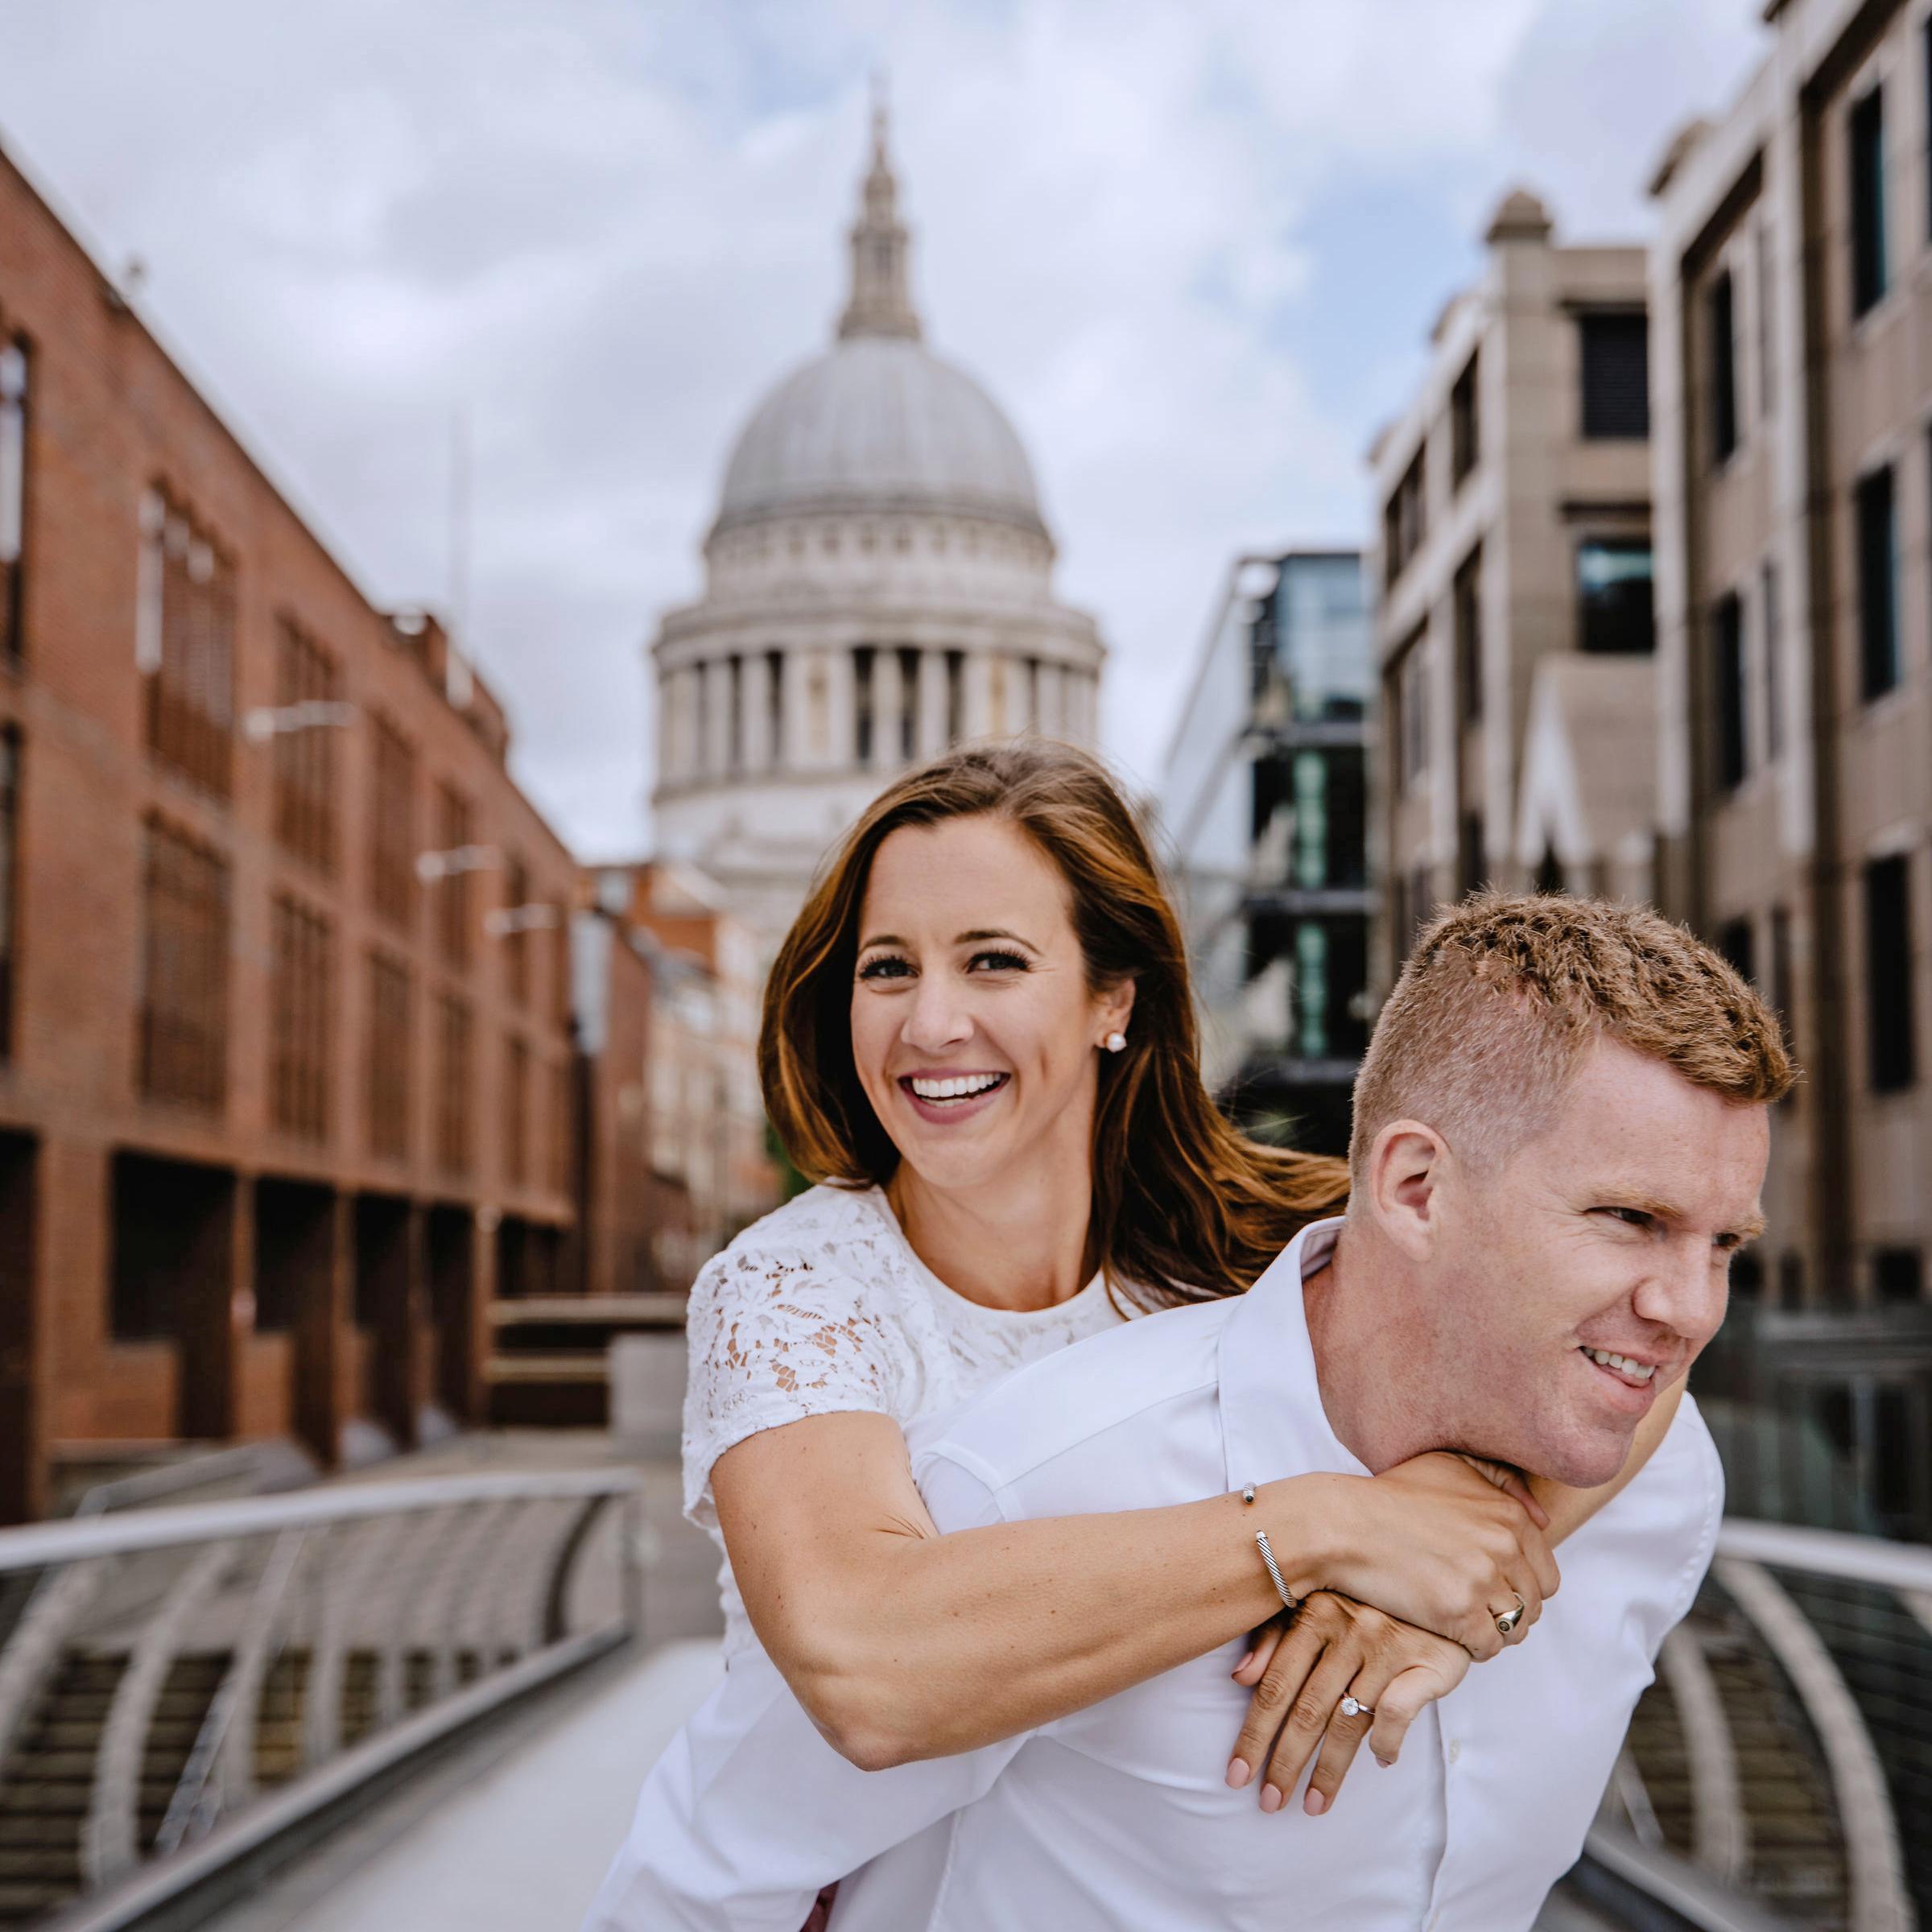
857,932,906,952
956,927,1037,948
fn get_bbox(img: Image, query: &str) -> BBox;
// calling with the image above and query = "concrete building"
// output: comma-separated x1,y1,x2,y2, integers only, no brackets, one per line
1369,190,1656,989
1645,0,1932,1535
650,105,1105,956
1162,551,1372,1156
0,137,580,1520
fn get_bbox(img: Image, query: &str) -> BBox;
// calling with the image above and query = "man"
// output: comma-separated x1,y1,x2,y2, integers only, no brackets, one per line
587,894,1790,1930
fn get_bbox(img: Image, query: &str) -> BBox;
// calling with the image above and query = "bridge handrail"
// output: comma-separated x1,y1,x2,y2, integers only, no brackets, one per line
0,1468,642,1575
1714,1519,1932,1594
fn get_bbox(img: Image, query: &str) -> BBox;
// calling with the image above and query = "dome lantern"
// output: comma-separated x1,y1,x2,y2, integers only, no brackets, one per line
837,89,922,344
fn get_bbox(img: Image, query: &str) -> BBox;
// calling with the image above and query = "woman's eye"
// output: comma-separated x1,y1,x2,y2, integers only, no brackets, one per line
968,950,1029,973
858,956,912,982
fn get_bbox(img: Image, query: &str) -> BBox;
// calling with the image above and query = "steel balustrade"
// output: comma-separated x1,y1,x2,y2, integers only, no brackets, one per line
0,1470,645,1932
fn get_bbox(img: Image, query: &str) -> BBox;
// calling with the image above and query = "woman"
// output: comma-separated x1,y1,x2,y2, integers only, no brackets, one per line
654,741,1677,1901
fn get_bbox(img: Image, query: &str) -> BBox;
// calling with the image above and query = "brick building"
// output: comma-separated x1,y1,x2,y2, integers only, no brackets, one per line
0,136,578,1521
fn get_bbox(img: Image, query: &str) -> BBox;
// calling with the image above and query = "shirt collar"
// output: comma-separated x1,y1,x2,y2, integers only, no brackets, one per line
1218,1216,1370,1492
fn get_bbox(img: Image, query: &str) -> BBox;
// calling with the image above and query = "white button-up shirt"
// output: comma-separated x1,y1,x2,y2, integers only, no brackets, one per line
585,1218,1722,1932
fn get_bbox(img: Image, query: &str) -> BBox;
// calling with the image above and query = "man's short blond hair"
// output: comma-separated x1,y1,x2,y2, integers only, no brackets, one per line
1349,892,1795,1181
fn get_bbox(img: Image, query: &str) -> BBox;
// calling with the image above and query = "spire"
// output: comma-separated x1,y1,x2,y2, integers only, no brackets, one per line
836,78,923,343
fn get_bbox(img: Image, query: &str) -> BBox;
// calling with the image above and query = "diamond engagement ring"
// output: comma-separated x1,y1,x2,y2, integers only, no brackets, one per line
1340,1695,1374,1719
1493,1592,1526,1637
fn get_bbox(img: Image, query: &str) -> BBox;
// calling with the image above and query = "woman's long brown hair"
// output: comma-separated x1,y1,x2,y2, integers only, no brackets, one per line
759,739,1348,1307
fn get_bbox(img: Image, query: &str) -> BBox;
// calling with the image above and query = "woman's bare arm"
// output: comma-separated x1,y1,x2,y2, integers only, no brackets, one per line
711,1410,1553,1771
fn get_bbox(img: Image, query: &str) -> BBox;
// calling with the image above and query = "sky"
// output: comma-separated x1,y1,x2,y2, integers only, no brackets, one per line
0,1,1768,858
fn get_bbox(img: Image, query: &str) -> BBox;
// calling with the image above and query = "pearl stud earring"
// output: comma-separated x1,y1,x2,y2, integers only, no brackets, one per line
1104,1032,1128,1053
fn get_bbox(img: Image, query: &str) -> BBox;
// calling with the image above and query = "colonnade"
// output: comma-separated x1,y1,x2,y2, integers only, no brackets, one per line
659,643,1099,786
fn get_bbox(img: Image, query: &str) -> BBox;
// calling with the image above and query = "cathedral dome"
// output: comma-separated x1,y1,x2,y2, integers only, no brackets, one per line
716,336,1044,534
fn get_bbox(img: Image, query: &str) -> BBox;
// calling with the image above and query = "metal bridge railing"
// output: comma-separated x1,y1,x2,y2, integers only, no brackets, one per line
1577,1519,1932,1932
0,1470,645,1932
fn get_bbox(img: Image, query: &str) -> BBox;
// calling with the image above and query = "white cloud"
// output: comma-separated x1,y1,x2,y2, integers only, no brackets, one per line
0,0,1766,851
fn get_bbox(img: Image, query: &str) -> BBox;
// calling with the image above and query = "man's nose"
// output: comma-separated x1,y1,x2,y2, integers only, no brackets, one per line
1632,1240,1728,1346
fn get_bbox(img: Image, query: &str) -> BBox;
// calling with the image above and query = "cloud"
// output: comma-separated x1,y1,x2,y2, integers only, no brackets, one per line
0,0,1766,852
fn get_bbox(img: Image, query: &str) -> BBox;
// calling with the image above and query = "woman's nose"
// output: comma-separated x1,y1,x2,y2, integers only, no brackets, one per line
902,979,972,1051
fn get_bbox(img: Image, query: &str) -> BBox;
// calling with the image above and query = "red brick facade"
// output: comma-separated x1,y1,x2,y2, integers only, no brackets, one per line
0,138,580,1519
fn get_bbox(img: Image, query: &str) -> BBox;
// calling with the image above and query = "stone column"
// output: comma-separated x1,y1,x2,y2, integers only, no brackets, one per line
963,650,995,741
704,657,733,778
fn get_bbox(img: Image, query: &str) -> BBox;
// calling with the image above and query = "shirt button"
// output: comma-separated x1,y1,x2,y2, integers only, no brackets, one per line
1447,1740,1462,1765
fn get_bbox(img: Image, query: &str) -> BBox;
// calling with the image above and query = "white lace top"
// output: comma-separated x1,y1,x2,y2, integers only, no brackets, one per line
683,1183,1125,1653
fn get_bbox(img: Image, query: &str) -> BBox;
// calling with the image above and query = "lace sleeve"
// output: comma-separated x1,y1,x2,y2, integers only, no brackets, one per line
681,1242,916,1530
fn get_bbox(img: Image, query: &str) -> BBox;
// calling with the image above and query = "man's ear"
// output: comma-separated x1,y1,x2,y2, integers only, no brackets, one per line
1364,1118,1451,1261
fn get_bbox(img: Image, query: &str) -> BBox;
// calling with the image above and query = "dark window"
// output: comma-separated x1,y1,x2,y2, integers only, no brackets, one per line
900,647,921,759
766,648,786,767
1864,853,1915,1092
138,489,235,799
1382,448,1427,590
1579,312,1649,440
726,654,743,772
1717,915,1756,985
944,650,964,745
1856,464,1899,700
370,716,416,930
138,817,229,1111
1777,1250,1805,1309
1762,561,1783,759
505,1033,529,1188
1578,539,1655,654
269,895,331,1142
271,620,339,875
1714,592,1748,791
368,952,411,1161
436,992,473,1175
1770,903,1797,1068
1730,1249,1764,1299
1874,1248,1923,1302
0,729,15,1060
1848,86,1888,319
1458,811,1485,898
1534,847,1567,895
434,782,473,969
1453,545,1483,721
1450,352,1480,486
0,337,27,663
502,852,530,1006
1707,272,1737,464
853,646,875,764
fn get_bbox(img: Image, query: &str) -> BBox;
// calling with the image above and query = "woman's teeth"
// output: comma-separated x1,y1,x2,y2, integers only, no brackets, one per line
1583,1347,1657,1383
908,1074,1005,1102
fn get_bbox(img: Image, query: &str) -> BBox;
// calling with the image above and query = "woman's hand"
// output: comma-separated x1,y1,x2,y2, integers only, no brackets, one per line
1294,1452,1559,1660
1225,1595,1470,1815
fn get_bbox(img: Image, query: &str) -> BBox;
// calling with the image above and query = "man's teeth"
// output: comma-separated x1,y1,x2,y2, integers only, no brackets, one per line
909,1074,1005,1101
1583,1347,1657,1383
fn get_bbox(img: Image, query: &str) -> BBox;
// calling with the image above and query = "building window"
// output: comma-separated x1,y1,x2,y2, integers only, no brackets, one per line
505,1033,529,1188
1777,1250,1805,1309
1714,592,1748,791
138,816,229,1111
368,952,411,1160
852,646,875,763
369,716,416,930
1577,539,1655,654
1578,312,1649,440
0,729,16,1059
1450,352,1479,487
1864,853,1914,1091
1292,751,1328,890
434,781,473,968
269,895,331,1142
1382,447,1426,590
1848,85,1887,319
1874,1248,1923,1303
1453,545,1483,722
271,619,339,875
138,488,236,799
1769,903,1797,1068
766,648,785,767
1715,914,1756,985
1458,810,1485,898
944,650,965,745
726,654,743,772
1393,632,1429,793
1762,561,1783,761
0,338,27,664
1706,270,1738,465
1730,1249,1764,1300
1294,923,1330,1060
899,646,921,759
1856,464,1898,700
436,992,473,1176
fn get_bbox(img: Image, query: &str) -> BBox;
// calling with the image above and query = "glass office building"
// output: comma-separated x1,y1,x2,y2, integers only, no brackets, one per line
1161,551,1371,1157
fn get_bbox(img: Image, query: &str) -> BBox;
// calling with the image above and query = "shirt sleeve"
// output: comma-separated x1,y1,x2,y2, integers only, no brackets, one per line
581,1646,1021,1932
682,1240,916,1531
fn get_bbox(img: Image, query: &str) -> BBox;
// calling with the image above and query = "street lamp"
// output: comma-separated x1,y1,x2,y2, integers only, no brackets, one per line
484,903,563,937
242,700,358,744
415,844,502,884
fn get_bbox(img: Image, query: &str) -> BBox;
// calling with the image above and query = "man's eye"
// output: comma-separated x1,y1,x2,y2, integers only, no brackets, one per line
858,956,912,981
968,950,1029,973
1598,1207,1652,1229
